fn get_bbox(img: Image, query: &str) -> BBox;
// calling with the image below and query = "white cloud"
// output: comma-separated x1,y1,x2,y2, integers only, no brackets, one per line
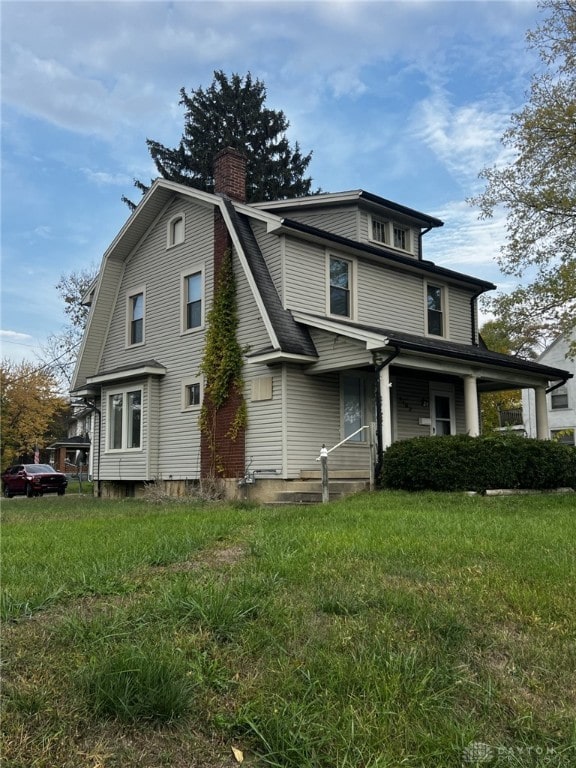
0,330,34,342
80,168,133,187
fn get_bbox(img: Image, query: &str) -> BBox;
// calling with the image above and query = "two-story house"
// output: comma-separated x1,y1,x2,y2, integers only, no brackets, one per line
71,148,572,501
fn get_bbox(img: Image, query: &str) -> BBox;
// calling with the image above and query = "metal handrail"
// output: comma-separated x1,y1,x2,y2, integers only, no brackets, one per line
315,426,370,461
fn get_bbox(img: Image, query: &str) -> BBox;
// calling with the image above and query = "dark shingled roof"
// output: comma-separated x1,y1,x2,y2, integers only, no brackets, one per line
223,199,317,358
303,314,572,381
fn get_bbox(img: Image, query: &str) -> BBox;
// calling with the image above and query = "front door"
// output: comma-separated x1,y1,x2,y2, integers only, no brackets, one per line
430,386,455,436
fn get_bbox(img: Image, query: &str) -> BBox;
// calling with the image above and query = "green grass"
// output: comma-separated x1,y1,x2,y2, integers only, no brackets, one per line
2,491,575,767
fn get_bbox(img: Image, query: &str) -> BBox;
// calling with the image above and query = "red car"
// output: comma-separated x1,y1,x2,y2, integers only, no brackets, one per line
2,464,68,498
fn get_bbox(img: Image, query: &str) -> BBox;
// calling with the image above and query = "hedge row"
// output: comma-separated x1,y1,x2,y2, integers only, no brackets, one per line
380,434,576,492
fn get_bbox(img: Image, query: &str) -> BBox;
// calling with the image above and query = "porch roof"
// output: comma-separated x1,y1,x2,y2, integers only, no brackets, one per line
292,313,573,385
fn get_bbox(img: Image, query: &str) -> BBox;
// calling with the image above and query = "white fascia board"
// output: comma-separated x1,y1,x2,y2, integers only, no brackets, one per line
251,191,362,212
217,199,281,351
292,311,388,349
87,365,167,385
246,351,317,365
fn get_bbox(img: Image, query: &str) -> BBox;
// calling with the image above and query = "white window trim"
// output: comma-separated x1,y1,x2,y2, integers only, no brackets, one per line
326,252,356,320
167,213,186,248
550,386,569,410
369,215,413,254
425,281,448,339
180,266,205,334
125,285,146,348
105,385,143,453
181,376,203,412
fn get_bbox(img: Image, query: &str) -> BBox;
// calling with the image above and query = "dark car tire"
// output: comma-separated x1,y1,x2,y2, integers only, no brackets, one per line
25,482,35,498
57,489,65,496
3,485,13,498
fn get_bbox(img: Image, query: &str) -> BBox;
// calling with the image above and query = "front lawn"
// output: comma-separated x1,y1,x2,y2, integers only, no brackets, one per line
2,492,575,767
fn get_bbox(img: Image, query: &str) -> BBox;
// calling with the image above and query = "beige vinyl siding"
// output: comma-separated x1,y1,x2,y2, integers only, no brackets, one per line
393,375,432,441
447,288,473,343
73,260,124,387
284,367,371,478
308,329,371,373
234,243,283,473
97,197,214,480
284,237,326,312
357,260,424,333
282,206,360,240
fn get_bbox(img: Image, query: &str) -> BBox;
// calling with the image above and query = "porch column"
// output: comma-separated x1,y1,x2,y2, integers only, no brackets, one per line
534,386,549,439
379,365,393,449
463,375,480,437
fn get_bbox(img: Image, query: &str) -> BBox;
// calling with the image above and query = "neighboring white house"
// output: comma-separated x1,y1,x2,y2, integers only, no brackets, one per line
522,331,576,445
70,148,573,501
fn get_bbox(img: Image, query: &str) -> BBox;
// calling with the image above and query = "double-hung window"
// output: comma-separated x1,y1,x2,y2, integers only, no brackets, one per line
128,290,145,346
551,386,569,410
183,271,203,331
426,284,444,336
108,389,142,450
329,256,352,318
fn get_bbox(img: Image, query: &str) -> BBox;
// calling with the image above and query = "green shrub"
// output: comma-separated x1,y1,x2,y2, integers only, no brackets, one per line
380,434,576,492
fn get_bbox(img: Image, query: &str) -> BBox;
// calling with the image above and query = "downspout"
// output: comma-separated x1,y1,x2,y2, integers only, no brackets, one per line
84,399,102,498
470,288,484,346
546,377,570,395
418,225,432,260
373,346,400,484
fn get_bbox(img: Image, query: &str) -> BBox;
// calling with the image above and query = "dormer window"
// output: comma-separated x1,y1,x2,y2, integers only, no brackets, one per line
393,225,409,251
371,218,387,245
370,216,411,253
168,214,185,247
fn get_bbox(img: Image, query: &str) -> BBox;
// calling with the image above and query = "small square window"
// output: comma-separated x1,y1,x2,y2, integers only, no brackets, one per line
182,377,202,411
551,428,574,445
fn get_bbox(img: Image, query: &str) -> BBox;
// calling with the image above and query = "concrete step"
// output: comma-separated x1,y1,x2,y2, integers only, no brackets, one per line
300,469,369,481
271,479,370,505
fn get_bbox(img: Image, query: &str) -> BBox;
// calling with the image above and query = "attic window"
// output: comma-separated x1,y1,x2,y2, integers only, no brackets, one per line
393,225,409,251
168,214,185,247
371,217,387,244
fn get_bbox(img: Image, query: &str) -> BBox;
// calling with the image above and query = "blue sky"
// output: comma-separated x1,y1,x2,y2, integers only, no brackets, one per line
1,0,542,367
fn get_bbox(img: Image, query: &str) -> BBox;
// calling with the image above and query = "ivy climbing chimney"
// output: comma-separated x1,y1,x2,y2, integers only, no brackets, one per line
213,147,247,202
199,148,247,483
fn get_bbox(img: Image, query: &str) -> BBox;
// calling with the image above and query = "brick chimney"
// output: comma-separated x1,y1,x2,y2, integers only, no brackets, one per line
213,147,247,203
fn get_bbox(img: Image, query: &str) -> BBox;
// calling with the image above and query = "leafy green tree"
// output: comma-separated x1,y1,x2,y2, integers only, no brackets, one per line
470,1,576,352
0,359,69,467
479,321,524,433
123,71,315,209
